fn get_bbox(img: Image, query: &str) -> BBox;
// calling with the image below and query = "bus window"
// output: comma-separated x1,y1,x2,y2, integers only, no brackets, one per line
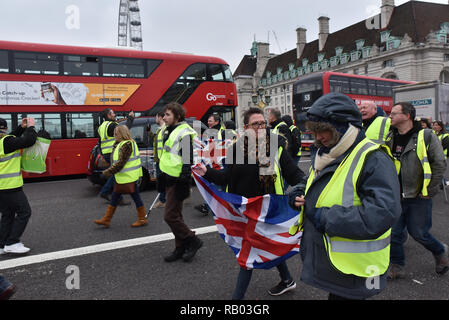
223,65,233,82
0,114,12,129
329,76,350,94
208,64,225,81
14,52,60,75
376,80,392,97
103,57,145,78
63,55,99,76
18,113,62,139
66,113,95,138
180,63,206,81
0,51,8,73
368,80,377,96
350,78,368,95
146,59,162,78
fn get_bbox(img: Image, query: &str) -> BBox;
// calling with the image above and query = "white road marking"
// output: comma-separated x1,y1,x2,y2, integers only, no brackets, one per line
0,225,218,270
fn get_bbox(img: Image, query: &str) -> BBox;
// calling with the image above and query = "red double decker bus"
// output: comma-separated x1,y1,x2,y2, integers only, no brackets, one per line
292,71,412,122
0,40,237,178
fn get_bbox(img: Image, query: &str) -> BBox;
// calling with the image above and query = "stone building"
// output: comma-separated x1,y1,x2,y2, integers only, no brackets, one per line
233,0,449,127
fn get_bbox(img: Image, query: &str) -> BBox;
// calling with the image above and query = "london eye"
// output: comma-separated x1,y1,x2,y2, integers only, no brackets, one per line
118,0,143,50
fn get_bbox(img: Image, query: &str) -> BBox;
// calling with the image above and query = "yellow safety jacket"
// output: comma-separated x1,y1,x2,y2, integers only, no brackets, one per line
0,135,23,190
155,125,166,160
391,129,432,196
364,116,391,144
290,138,391,278
112,140,142,184
159,122,197,178
272,121,287,135
98,121,117,155
437,132,449,158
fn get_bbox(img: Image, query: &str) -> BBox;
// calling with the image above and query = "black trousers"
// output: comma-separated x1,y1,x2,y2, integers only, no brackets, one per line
0,190,32,247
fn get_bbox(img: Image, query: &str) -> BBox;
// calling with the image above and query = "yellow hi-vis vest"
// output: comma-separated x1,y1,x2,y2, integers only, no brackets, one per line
159,122,197,178
290,138,391,278
112,140,142,184
155,124,166,160
98,121,117,155
437,132,449,158
289,125,302,157
272,121,287,135
0,135,23,190
391,129,432,197
365,116,391,144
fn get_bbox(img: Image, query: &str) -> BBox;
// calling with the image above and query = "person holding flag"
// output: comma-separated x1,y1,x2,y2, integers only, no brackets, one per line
289,93,401,300
193,107,306,300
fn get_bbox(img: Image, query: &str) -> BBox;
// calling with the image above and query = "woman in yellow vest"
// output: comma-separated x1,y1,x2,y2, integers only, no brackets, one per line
289,93,401,300
432,120,449,159
94,125,146,228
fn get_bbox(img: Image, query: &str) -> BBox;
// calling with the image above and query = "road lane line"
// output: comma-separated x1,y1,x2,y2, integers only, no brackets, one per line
0,225,218,270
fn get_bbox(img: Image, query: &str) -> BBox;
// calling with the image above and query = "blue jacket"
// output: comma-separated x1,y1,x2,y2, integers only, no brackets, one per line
291,130,401,299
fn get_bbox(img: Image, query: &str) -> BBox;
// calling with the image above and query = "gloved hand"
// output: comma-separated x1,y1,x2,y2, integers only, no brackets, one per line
287,183,306,210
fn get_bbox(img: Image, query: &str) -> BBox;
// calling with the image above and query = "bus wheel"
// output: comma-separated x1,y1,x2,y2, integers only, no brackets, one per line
138,168,150,192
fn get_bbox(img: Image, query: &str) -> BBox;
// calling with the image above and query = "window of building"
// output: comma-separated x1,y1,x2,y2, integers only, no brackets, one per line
63,55,99,76
103,57,145,78
65,113,96,138
0,51,8,72
14,52,60,75
440,69,449,84
444,54,449,62
383,59,395,68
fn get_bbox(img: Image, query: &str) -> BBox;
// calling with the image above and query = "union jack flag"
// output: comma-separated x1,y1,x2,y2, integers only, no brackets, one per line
193,138,228,170
192,171,302,269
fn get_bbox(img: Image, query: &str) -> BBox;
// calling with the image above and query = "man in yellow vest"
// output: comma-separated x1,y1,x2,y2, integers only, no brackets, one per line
358,101,391,144
0,117,37,255
98,108,134,202
386,102,448,279
159,102,203,263
289,93,401,300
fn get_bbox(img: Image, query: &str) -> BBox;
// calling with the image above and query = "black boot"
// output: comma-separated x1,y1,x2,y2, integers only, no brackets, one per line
182,236,203,262
164,247,185,262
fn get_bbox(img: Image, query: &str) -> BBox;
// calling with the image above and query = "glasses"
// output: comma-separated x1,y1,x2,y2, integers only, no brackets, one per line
248,121,267,128
389,112,404,117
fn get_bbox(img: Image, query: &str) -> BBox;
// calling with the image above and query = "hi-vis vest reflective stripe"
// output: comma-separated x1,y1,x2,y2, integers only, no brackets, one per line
0,135,23,190
437,133,449,158
289,125,302,157
112,140,142,184
98,121,117,155
392,129,432,196
365,117,391,144
272,121,287,135
290,139,391,278
156,125,166,159
159,122,197,178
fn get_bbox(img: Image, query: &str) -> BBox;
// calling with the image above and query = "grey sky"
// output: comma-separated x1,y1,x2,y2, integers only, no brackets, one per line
0,0,447,73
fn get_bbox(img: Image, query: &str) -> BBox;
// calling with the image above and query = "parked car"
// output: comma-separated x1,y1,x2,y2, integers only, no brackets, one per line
87,117,207,191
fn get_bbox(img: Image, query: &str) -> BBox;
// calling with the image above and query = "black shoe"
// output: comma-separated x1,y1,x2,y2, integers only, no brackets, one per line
164,247,185,263
182,236,203,262
194,204,209,214
268,279,296,296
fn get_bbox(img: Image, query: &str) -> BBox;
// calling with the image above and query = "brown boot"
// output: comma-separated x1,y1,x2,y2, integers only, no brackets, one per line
131,206,148,227
94,205,116,228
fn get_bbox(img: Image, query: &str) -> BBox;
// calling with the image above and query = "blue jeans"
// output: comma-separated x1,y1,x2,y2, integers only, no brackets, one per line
390,198,445,266
231,261,292,300
0,275,12,294
100,154,114,196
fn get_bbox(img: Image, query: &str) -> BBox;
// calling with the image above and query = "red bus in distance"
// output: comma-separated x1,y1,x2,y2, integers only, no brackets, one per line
293,71,412,119
0,40,237,178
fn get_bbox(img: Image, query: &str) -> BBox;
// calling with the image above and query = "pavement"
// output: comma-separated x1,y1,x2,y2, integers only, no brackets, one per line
0,156,448,302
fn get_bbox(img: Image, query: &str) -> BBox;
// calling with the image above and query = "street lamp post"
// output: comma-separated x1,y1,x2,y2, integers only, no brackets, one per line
252,86,271,109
